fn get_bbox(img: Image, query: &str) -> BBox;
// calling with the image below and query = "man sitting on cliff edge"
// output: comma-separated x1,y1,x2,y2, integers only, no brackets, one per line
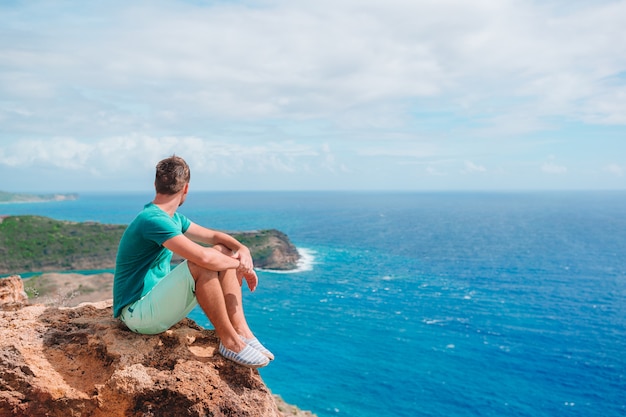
113,155,273,368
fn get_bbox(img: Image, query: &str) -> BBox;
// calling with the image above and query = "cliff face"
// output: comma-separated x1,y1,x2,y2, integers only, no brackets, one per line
231,230,300,271
0,276,306,417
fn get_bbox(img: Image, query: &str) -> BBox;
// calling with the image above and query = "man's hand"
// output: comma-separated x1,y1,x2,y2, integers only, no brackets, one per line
233,246,257,291
233,246,254,272
237,268,259,292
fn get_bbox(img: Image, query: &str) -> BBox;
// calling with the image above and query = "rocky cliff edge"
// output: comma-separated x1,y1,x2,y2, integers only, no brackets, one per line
0,276,313,417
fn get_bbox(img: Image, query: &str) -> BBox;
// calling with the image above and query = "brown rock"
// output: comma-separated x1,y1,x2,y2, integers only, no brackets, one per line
238,230,300,271
0,301,281,417
0,276,28,310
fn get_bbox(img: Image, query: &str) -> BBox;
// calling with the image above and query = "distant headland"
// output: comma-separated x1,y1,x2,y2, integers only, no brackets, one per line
0,191,79,203
0,215,300,275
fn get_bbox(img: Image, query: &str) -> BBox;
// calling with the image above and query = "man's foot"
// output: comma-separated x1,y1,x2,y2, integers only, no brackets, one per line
219,342,270,368
241,336,275,361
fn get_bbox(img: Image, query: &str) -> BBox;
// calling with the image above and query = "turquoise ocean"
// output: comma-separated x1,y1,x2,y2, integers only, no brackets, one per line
2,191,625,417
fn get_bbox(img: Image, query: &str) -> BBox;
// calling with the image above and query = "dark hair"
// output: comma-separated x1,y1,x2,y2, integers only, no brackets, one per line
155,155,190,194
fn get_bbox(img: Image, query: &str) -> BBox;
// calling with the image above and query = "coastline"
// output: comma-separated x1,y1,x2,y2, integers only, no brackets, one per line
0,215,301,275
15,271,317,417
0,191,79,204
18,249,315,305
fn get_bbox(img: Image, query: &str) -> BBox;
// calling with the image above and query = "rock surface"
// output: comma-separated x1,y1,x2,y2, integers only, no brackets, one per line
23,272,115,308
0,277,316,417
0,275,27,310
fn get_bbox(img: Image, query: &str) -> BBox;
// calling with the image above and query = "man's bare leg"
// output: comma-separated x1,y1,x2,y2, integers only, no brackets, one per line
219,267,255,340
187,261,247,353
207,243,255,339
189,261,270,367
190,245,274,362
219,265,275,361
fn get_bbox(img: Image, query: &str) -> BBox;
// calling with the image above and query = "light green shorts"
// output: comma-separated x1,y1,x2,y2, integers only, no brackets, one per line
119,260,198,335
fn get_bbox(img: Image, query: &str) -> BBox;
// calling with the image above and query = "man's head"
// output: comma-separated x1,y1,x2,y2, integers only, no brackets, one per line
155,155,190,195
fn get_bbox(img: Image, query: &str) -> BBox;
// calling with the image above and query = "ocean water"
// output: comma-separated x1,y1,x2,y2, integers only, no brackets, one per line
2,191,625,417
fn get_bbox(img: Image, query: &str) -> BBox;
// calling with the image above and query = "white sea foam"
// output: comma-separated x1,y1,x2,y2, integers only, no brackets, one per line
259,247,316,274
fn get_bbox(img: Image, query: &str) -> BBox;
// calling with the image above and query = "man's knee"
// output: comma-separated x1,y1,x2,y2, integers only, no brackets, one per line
187,261,218,282
212,244,235,256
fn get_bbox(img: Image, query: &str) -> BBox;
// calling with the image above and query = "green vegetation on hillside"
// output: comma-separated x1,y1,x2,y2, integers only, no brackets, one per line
231,229,299,270
0,215,125,274
0,215,299,275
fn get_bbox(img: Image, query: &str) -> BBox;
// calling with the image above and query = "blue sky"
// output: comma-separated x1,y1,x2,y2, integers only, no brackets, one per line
1,0,625,192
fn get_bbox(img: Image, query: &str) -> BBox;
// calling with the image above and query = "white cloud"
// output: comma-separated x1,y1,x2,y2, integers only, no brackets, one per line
604,163,624,176
461,161,487,174
582,85,626,125
357,145,436,159
0,134,332,181
426,166,447,176
1,0,625,137
0,1,625,191
541,161,568,174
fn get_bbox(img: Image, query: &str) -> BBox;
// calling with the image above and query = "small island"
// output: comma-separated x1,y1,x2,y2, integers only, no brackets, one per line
0,191,79,203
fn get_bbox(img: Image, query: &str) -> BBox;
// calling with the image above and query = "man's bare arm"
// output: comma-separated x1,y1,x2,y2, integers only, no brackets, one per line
163,232,259,292
163,234,239,271
184,222,254,272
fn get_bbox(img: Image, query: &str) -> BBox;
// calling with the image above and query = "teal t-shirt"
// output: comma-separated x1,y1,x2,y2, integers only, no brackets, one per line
113,203,191,317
